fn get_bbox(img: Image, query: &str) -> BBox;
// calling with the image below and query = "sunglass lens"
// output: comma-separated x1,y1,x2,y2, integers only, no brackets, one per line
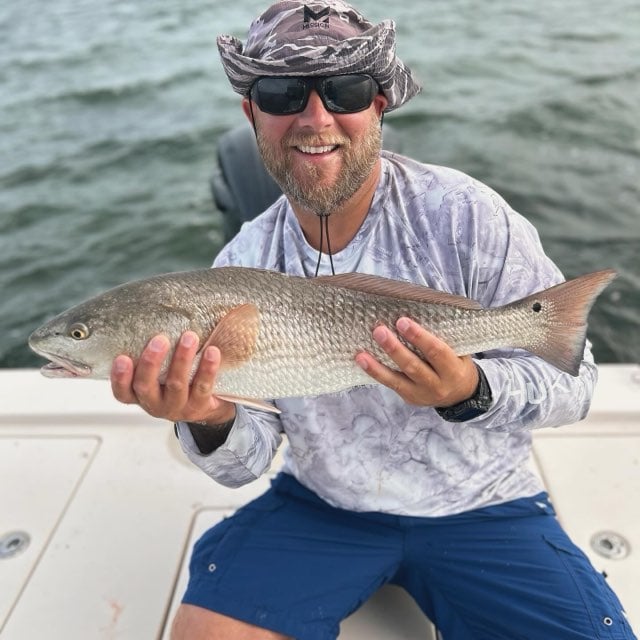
252,78,307,115
320,75,377,113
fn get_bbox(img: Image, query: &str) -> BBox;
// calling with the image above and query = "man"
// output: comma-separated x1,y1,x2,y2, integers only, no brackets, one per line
111,1,636,639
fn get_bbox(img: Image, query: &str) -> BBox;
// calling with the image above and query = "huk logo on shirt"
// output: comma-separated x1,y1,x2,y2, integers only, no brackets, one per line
303,5,330,29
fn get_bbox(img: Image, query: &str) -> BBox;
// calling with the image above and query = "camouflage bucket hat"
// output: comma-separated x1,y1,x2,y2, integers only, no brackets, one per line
217,0,421,112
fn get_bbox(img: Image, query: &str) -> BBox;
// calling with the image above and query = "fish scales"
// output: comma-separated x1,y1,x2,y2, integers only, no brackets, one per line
180,270,535,398
216,272,451,398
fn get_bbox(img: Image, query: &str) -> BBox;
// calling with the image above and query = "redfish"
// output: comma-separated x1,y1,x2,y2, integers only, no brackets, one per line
28,267,616,411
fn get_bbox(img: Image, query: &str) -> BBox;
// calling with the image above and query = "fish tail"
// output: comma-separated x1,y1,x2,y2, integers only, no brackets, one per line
518,269,616,376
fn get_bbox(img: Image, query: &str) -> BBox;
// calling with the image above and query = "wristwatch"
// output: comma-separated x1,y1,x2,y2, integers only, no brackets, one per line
435,364,493,422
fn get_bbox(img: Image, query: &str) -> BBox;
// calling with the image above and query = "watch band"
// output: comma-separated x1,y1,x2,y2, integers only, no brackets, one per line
435,364,493,423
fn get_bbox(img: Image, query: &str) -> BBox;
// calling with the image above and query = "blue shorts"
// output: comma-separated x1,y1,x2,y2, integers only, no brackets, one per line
182,473,636,640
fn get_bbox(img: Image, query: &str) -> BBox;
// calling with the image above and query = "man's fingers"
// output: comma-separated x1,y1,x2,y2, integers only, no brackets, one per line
356,319,479,407
110,355,137,403
355,349,408,396
395,318,453,377
109,332,235,423
371,323,435,382
396,317,479,405
190,346,221,400
130,334,170,409
162,332,200,402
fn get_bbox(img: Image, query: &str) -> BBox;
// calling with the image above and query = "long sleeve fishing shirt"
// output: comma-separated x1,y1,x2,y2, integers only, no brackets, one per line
175,151,597,517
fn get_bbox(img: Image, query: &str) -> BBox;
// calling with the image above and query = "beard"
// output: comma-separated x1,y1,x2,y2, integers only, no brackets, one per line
256,114,382,217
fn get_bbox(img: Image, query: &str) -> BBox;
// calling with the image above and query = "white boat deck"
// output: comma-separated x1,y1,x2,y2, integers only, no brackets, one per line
1,365,639,639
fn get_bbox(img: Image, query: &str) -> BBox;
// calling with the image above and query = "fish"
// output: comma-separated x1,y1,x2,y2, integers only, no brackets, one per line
28,267,616,412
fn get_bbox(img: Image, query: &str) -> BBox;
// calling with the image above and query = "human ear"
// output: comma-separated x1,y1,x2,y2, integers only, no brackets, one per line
373,93,388,117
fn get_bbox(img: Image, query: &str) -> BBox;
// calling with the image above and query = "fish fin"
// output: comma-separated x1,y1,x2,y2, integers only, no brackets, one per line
202,304,260,369
313,273,482,309
216,394,281,414
517,269,616,376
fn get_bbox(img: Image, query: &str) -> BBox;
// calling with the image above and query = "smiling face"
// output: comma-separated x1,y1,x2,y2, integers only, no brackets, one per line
243,88,388,218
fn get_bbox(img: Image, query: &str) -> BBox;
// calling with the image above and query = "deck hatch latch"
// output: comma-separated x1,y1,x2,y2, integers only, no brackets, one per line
0,530,31,559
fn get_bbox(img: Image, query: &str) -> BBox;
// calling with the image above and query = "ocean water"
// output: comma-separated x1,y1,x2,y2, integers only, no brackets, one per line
1,0,639,369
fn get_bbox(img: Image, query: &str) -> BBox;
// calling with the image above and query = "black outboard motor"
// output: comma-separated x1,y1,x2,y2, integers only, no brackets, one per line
210,124,403,242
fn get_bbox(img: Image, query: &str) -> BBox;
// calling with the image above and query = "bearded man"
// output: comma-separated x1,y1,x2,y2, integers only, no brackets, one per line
111,2,636,639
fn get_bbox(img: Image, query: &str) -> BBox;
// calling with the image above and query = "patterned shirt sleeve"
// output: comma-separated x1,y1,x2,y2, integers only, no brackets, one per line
175,404,283,488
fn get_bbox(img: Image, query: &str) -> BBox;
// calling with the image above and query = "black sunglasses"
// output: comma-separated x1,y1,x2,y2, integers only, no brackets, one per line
249,74,380,116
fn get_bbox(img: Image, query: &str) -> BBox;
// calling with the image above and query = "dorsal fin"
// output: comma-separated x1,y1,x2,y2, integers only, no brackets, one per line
312,273,482,309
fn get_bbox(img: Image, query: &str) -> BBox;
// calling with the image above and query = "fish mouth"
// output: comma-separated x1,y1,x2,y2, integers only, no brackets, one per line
37,353,92,378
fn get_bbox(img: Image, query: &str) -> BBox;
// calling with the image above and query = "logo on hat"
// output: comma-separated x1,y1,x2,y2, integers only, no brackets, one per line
303,5,330,29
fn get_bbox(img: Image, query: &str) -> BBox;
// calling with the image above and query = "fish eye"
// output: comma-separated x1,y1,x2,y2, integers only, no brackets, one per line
69,323,90,340
532,302,542,313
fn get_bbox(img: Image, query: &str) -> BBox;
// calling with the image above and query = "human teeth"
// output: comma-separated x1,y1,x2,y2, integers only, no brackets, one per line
298,145,336,154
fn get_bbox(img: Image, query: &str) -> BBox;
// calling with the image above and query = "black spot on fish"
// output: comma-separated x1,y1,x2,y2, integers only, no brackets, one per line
532,302,542,313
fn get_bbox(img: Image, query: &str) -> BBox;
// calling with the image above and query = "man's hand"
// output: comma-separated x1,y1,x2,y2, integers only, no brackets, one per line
355,317,479,408
110,331,236,425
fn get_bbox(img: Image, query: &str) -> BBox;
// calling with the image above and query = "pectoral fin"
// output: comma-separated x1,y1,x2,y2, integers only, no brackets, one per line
200,305,275,413
201,303,260,369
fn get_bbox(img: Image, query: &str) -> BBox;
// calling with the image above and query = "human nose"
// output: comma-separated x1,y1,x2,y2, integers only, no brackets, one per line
297,89,334,128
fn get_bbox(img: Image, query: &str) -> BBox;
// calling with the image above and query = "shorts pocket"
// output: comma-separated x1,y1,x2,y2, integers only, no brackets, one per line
190,492,287,586
543,534,635,639
189,519,251,586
